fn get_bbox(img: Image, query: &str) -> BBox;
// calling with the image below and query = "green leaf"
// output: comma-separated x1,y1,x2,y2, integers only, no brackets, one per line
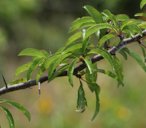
116,14,129,22
68,58,78,87
97,68,116,79
98,33,115,47
9,78,27,84
15,62,32,76
18,48,47,58
89,48,114,67
135,12,146,17
119,48,128,60
112,56,124,86
121,20,140,30
124,47,146,72
82,29,89,54
138,22,146,29
47,57,61,81
124,25,142,36
0,99,31,121
45,54,60,69
76,80,87,113
91,83,100,121
140,45,146,62
122,19,142,37
27,58,42,80
140,0,146,9
48,53,71,80
36,66,46,82
85,64,97,92
35,58,47,82
85,23,113,40
56,63,69,76
85,68,100,120
69,16,95,32
82,38,89,53
83,5,103,23
82,57,93,74
102,9,117,27
89,48,124,86
0,106,15,128
64,43,82,54
97,67,122,86
85,67,100,120
66,31,82,45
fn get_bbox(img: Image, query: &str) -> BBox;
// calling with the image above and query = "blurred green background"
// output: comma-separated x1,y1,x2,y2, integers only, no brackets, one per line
0,0,146,128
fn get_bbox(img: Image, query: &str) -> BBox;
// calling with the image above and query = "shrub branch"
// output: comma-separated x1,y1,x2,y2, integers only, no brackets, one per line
0,30,146,95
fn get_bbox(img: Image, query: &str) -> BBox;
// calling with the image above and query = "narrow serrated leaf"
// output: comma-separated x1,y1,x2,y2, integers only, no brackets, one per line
15,62,32,76
140,45,146,62
66,31,82,45
69,16,95,32
85,67,100,120
45,54,60,69
124,47,146,72
85,23,112,40
102,9,117,27
116,14,129,21
91,83,100,121
0,99,31,121
140,0,146,9
56,63,69,76
97,68,116,79
68,58,78,87
89,48,114,66
85,64,97,92
112,56,124,86
64,43,82,54
82,39,89,53
82,57,93,74
89,48,124,86
121,20,140,30
36,67,45,82
18,48,46,58
135,12,146,17
0,106,15,128
76,80,87,113
128,25,142,36
9,78,27,84
98,33,115,47
27,58,41,80
83,5,103,23
119,48,128,60
48,53,71,80
138,22,146,29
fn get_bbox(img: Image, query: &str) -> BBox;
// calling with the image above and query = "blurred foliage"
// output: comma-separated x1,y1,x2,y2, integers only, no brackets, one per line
0,0,141,75
1,0,146,128
0,0,141,56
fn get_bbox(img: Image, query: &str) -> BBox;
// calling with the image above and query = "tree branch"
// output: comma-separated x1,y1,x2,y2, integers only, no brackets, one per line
0,30,146,96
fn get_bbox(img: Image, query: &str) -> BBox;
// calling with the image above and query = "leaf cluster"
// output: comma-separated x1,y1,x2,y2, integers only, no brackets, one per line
9,0,146,121
0,99,30,128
